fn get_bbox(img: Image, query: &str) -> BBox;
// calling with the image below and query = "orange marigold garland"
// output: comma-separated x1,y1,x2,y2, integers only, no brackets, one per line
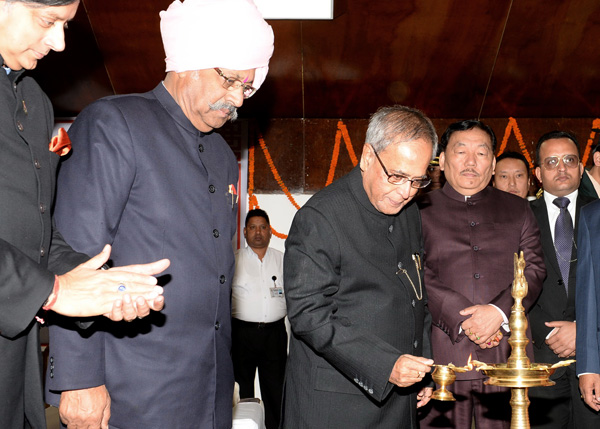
326,121,359,186
258,133,301,211
498,118,534,169
582,118,600,166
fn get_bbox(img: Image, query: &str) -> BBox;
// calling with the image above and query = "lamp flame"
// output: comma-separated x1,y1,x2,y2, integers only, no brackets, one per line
466,354,473,370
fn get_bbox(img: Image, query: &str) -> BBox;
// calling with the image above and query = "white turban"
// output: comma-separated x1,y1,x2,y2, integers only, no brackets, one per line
160,0,274,90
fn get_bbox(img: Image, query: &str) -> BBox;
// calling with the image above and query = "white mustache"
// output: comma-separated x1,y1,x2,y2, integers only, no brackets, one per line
209,101,238,121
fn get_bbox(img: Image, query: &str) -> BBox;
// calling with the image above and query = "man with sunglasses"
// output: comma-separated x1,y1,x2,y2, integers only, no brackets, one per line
418,120,545,429
282,106,436,428
45,1,273,428
528,131,599,428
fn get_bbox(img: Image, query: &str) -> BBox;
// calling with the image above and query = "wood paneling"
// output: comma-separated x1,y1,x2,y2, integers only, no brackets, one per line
28,1,600,125
251,117,600,193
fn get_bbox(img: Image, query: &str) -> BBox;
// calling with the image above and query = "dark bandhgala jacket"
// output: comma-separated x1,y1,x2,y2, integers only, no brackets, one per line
529,193,595,378
579,169,599,199
418,184,545,380
575,199,600,376
46,84,238,429
282,167,432,429
0,58,87,428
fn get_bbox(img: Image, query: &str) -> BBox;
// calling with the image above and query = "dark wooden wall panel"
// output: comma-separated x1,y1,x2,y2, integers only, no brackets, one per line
251,119,305,193
483,0,600,117
304,119,366,190
301,1,511,119
83,0,170,94
31,1,600,121
251,117,600,193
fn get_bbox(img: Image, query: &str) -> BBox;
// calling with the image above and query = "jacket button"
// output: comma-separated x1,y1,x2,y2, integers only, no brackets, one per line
388,225,393,233
215,321,220,330
213,229,219,238
414,340,418,349
39,203,46,213
473,246,479,251
411,299,416,308
219,275,226,284
40,247,45,257
368,388,373,394
50,357,54,363
474,273,480,279
198,144,204,153
16,121,23,131
470,221,476,227
34,159,41,169
209,185,216,193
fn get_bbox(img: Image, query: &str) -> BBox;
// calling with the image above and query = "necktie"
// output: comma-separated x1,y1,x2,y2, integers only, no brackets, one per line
553,197,573,293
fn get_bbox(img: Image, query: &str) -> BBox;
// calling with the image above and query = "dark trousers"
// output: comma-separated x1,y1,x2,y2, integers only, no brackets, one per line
418,378,511,429
529,365,600,429
232,318,287,429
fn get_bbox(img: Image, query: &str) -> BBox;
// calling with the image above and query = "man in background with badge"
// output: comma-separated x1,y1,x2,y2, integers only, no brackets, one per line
232,208,286,429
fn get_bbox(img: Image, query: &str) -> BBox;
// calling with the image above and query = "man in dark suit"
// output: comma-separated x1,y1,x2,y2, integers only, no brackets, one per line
0,1,170,427
45,1,274,428
418,120,545,429
579,144,600,199
528,130,600,428
282,106,436,428
575,199,600,412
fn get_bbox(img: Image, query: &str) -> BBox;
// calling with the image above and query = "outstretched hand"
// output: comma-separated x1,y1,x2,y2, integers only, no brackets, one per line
51,245,169,320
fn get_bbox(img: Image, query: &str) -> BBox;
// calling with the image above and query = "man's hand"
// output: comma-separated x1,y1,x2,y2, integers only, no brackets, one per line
545,321,576,358
389,354,434,388
460,304,503,346
103,293,165,322
51,245,170,320
478,330,503,350
417,386,433,408
59,385,111,429
579,373,600,411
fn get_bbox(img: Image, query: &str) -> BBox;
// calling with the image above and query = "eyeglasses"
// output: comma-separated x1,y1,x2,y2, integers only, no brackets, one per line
373,148,431,189
541,155,580,170
214,68,257,99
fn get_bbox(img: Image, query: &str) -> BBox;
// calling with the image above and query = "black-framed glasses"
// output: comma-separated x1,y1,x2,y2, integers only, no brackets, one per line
541,155,580,170
373,148,431,189
214,68,257,99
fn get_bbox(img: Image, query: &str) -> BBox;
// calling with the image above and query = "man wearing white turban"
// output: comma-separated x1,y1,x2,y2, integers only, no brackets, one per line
45,1,274,428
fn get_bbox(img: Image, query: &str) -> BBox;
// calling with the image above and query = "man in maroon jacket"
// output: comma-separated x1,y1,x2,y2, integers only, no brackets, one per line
418,120,545,429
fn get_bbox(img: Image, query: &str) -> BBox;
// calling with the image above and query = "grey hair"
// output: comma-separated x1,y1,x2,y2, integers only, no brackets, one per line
365,105,438,160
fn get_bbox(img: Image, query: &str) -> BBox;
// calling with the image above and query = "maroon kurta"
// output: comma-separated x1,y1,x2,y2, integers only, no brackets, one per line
418,184,545,380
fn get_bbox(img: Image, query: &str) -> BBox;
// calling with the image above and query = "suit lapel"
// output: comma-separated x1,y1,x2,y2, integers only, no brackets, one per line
530,198,563,282
569,195,596,299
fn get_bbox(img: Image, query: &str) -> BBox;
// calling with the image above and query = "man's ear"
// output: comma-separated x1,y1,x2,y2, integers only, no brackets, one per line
594,151,600,167
535,167,542,184
360,144,373,171
439,152,446,171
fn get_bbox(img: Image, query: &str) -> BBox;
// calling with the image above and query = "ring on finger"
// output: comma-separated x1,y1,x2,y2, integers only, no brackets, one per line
118,283,127,292
476,335,480,340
